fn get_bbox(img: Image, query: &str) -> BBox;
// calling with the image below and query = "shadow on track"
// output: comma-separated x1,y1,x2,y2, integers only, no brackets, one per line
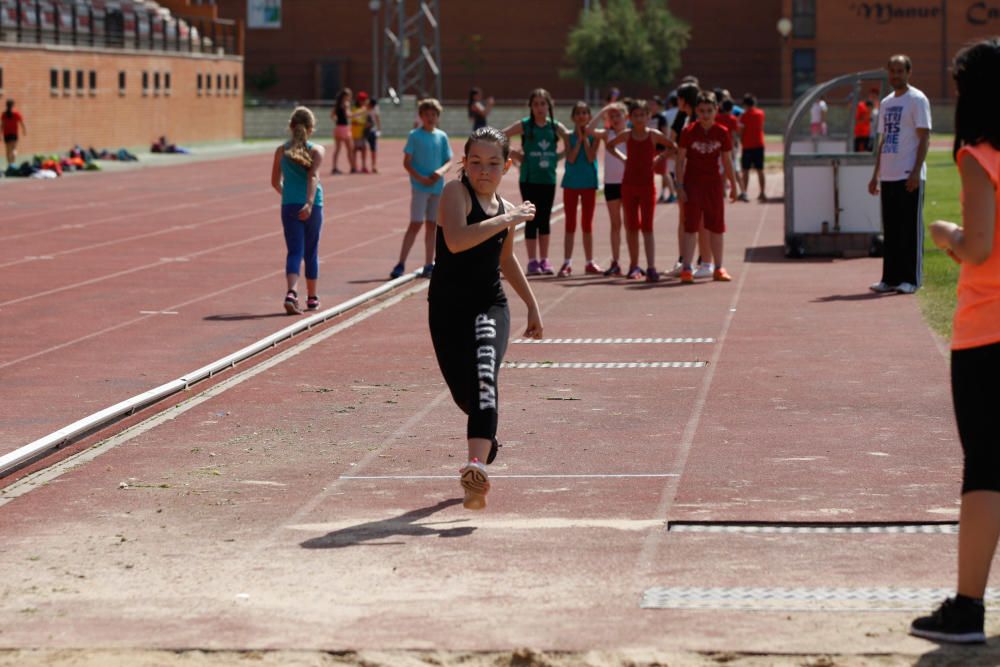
299,498,475,548
203,313,291,321
912,637,1000,665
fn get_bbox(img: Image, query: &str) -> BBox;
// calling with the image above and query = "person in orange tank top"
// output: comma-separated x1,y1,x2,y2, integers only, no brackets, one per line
910,38,1000,645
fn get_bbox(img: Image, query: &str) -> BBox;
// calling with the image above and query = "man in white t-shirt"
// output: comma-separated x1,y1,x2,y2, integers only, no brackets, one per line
867,54,932,294
810,97,828,136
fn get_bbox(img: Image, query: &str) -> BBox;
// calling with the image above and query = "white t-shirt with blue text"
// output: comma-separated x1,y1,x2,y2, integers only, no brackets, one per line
878,86,932,182
404,127,452,194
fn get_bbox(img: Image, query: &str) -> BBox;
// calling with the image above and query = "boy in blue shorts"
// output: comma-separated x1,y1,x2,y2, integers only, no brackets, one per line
391,98,453,279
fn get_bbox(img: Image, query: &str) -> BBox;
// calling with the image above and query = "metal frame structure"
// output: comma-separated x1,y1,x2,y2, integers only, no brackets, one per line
380,0,441,101
783,69,888,258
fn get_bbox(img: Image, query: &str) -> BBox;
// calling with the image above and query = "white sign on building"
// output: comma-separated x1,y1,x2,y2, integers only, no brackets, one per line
248,0,281,29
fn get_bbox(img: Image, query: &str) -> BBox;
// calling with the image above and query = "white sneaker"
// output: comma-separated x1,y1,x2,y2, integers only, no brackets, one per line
665,261,684,278
459,459,490,510
896,282,918,294
869,281,897,293
693,263,715,279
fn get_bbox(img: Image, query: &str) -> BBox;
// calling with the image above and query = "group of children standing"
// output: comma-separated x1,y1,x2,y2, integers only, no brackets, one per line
329,88,382,175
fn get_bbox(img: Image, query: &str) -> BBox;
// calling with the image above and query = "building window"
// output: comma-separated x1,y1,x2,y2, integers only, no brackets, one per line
793,48,816,98
63,69,71,96
0,66,3,95
76,70,84,95
50,69,59,94
233,74,239,92
197,73,203,96
216,74,222,95
164,72,171,96
142,71,149,96
118,71,126,96
89,70,97,96
154,71,161,95
206,72,212,92
792,0,816,39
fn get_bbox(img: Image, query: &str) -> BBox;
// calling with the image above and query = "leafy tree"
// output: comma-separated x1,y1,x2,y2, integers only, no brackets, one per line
563,0,690,92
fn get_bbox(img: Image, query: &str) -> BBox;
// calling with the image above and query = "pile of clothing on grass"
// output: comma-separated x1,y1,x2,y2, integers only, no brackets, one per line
3,145,139,179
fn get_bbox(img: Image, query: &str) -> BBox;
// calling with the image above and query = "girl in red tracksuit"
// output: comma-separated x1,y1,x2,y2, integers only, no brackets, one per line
605,99,675,282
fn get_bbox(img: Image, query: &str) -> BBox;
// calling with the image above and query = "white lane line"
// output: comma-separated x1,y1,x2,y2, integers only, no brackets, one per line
0,281,430,505
339,473,680,480
0,205,410,371
633,201,771,578
0,192,410,309
502,361,706,369
138,311,178,315
512,337,715,344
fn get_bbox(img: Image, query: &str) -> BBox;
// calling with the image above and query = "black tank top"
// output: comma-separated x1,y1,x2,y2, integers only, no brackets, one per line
428,177,508,306
335,106,348,126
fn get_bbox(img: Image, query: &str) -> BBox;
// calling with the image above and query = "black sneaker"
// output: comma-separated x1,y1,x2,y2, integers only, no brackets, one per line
910,597,986,644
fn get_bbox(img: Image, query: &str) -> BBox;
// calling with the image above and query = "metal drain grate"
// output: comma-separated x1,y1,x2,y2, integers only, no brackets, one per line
668,523,958,535
511,337,715,344
640,586,1000,612
502,361,706,369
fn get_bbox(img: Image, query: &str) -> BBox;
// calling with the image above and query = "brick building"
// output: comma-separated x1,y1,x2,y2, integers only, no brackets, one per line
0,0,244,157
224,0,1000,104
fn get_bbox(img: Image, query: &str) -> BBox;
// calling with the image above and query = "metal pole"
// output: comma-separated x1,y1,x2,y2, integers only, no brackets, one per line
433,0,441,100
15,0,21,43
34,0,40,43
940,0,948,100
397,0,404,97
371,8,378,95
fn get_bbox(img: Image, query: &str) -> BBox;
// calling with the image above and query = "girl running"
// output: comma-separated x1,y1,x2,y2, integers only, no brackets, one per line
589,102,629,276
429,126,542,510
910,38,1000,645
503,88,570,275
558,101,602,277
2,100,26,167
606,99,675,282
330,88,356,174
270,107,325,314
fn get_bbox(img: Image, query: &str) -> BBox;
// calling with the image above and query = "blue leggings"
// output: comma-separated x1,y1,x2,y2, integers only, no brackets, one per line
281,204,323,279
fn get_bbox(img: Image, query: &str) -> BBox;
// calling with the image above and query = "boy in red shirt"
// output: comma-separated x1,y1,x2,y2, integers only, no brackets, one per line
676,92,739,283
715,98,747,201
2,100,27,167
739,93,767,201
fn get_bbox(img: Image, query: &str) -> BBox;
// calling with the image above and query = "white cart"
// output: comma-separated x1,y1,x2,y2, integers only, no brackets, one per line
783,70,888,258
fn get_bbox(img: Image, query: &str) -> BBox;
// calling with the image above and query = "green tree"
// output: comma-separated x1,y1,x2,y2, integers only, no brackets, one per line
562,0,690,92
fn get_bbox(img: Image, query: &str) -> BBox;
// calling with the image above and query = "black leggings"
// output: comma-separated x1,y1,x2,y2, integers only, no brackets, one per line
518,182,556,239
429,299,510,441
953,341,1000,494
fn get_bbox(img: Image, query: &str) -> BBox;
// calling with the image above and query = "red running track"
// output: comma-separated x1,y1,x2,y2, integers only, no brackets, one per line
0,140,523,457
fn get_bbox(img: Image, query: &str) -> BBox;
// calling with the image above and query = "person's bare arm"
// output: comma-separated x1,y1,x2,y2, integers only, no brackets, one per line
868,135,885,195
676,147,688,202
498,218,542,338
606,132,628,162
721,149,738,203
270,146,284,195
582,134,599,163
566,133,583,164
906,128,930,192
430,158,453,183
930,153,995,265
18,118,26,136
404,152,432,186
437,181,535,253
650,129,676,151
299,145,325,220
502,120,523,138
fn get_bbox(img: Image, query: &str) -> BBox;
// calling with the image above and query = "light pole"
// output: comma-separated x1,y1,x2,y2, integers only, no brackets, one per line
777,17,792,103
369,0,381,97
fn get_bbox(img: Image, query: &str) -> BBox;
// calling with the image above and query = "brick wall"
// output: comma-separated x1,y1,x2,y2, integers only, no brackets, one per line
0,43,244,157
218,0,783,103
